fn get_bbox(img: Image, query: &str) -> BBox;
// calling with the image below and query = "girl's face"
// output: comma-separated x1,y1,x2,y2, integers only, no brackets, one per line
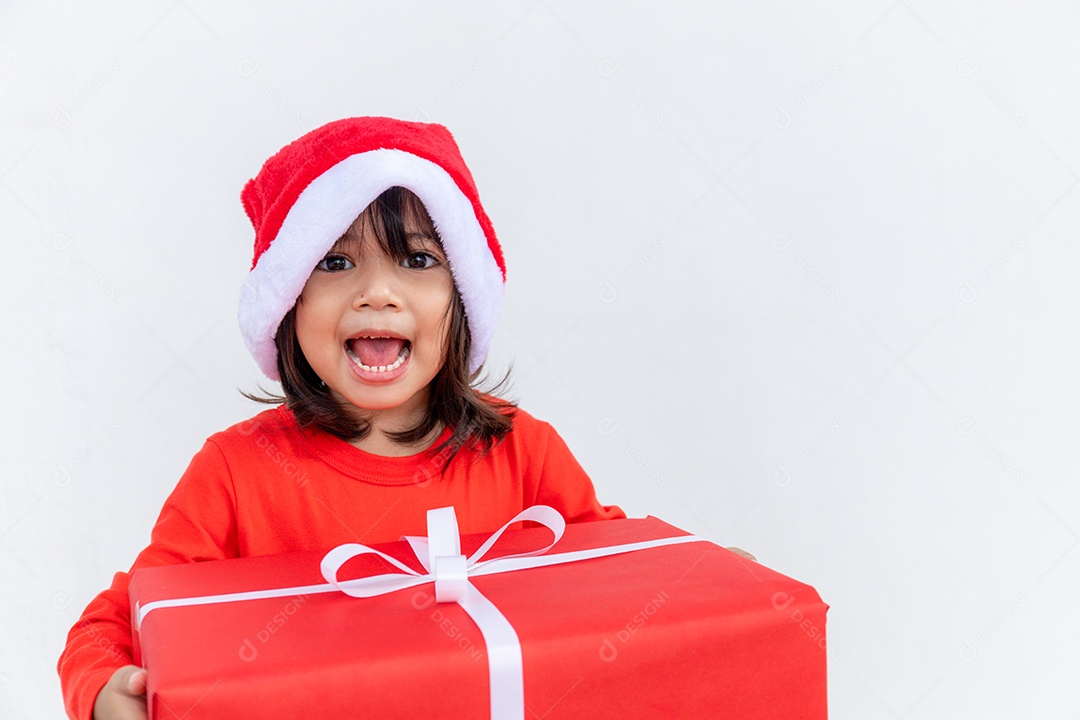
294,204,454,426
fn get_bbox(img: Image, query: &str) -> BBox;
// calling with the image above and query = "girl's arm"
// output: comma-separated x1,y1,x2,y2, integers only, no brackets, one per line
57,440,239,720
532,421,625,523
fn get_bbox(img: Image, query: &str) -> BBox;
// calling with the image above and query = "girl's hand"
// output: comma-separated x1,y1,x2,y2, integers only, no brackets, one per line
93,665,148,720
726,546,757,562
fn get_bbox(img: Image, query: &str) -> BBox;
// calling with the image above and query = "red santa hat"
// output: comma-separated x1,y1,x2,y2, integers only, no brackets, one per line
238,116,507,381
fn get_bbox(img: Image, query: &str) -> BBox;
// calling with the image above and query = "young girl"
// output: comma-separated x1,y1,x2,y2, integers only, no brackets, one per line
56,116,626,720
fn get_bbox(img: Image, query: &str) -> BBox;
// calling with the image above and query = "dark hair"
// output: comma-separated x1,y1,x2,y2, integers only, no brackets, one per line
240,186,517,475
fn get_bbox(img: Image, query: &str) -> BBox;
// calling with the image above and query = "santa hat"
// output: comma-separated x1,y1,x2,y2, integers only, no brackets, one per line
238,116,507,381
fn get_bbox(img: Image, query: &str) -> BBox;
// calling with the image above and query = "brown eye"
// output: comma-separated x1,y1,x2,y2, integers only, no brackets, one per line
317,255,354,272
402,252,437,270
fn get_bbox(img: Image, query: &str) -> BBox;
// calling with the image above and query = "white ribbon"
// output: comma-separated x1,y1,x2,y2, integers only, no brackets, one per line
135,505,709,720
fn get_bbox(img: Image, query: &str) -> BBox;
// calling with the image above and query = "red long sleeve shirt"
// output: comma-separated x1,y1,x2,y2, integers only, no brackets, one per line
57,402,624,720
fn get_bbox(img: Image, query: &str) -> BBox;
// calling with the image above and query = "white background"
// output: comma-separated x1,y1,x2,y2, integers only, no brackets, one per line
3,1,1078,717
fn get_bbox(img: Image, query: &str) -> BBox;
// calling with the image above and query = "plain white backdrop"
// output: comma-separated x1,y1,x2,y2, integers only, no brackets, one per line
3,1,1078,717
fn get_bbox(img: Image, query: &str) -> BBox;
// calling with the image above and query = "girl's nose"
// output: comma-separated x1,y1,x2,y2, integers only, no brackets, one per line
351,253,401,310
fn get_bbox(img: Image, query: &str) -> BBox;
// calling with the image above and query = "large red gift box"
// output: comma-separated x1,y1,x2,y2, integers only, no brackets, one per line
129,508,828,719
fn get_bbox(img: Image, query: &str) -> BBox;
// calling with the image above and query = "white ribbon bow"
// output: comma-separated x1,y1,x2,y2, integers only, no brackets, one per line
320,504,568,604
136,505,708,720
320,505,569,719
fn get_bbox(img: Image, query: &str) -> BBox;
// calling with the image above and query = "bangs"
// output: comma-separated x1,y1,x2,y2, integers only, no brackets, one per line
333,186,444,260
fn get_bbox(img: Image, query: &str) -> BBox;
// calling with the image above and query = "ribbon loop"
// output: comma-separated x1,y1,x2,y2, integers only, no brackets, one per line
426,506,463,571
319,542,425,598
467,505,566,569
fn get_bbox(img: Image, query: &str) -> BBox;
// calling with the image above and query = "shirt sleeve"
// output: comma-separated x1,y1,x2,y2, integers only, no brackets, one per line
57,440,240,720
532,421,626,523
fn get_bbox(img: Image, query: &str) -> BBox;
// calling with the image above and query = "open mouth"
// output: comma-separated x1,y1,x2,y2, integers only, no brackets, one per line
344,337,412,373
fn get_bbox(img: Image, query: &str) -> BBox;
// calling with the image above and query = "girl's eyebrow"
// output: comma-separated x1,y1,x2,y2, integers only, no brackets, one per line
405,232,444,253
329,238,353,252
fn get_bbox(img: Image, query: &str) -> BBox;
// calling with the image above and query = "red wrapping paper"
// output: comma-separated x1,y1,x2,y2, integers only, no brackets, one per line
129,516,828,719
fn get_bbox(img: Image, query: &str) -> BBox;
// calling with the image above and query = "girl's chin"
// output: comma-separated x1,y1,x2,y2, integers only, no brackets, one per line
331,387,414,414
